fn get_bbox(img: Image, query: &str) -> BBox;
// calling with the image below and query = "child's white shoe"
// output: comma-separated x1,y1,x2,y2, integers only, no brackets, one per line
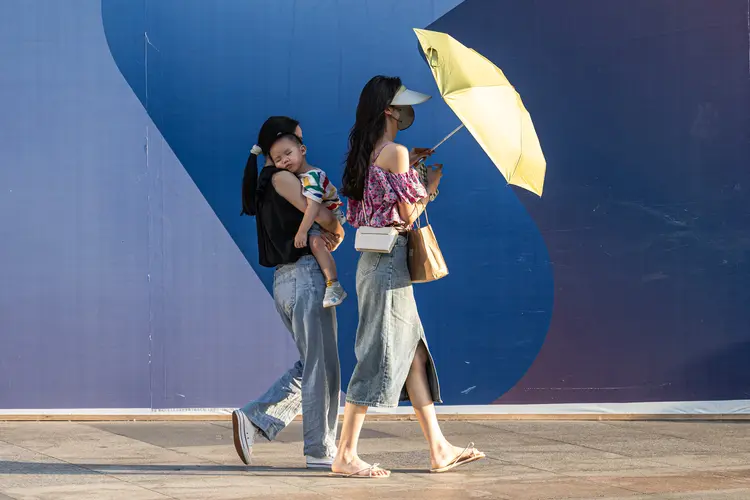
323,281,347,308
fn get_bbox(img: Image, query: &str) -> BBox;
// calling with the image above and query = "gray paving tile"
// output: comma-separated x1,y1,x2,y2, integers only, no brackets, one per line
647,452,750,471
649,491,750,500
479,421,729,459
4,482,170,500
605,421,750,453
89,422,233,448
591,469,749,496
147,421,394,445
106,474,327,500
0,441,113,490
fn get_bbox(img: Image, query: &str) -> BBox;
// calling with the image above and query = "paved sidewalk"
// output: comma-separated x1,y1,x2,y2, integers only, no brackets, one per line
0,420,749,499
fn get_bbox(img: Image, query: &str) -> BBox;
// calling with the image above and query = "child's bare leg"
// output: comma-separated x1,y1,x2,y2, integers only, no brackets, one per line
309,235,337,282
310,234,347,308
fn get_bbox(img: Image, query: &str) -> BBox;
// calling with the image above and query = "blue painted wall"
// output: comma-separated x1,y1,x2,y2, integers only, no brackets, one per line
0,0,747,409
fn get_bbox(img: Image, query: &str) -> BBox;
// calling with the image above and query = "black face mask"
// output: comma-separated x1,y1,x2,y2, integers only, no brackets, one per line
393,105,415,131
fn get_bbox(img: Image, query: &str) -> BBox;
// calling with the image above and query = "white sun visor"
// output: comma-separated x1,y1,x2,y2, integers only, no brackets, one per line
390,85,431,106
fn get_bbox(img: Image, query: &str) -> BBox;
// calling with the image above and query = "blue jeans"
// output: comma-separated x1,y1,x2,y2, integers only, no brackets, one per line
240,255,340,458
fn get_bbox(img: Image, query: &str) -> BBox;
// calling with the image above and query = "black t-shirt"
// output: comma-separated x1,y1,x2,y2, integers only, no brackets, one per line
255,167,312,267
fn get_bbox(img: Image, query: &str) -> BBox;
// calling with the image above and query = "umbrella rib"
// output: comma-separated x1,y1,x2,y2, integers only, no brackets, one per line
508,112,523,186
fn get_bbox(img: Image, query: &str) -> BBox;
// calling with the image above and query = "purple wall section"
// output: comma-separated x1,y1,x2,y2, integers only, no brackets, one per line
0,1,150,408
0,1,297,409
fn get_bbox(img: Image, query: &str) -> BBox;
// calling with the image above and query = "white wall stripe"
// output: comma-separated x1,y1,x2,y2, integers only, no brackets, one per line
1,400,749,416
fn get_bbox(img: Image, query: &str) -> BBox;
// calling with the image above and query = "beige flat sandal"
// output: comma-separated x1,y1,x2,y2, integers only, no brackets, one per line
430,443,486,473
329,462,391,479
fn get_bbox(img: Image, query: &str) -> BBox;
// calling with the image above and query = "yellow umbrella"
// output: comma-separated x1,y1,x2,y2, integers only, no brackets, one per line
414,28,546,196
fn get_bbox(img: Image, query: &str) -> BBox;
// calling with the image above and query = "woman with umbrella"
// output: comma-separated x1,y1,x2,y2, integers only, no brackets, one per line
332,76,485,478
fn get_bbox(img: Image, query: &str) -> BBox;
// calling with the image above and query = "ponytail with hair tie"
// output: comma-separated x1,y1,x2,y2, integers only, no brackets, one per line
240,145,263,216
240,116,301,216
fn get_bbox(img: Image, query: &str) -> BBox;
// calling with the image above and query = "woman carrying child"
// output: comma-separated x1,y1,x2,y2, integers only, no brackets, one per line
232,116,344,470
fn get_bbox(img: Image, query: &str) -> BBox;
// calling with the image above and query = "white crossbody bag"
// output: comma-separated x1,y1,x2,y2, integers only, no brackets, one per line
355,226,399,253
354,192,399,253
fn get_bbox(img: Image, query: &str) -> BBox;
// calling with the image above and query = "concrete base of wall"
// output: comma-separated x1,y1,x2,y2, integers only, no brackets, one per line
2,401,749,421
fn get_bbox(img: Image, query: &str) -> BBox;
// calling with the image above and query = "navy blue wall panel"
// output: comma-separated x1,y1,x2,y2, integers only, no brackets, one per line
425,0,750,403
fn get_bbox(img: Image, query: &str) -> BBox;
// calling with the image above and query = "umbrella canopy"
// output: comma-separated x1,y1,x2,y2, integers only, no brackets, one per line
414,28,546,196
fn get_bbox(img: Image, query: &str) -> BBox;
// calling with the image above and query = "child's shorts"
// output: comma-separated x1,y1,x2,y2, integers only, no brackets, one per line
308,223,323,237
308,208,346,237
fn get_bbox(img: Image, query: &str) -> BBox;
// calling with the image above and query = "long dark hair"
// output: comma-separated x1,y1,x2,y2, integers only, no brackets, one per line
241,116,300,216
341,76,402,201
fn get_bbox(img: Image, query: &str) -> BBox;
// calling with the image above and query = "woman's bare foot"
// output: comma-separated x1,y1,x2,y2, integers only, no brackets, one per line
430,442,484,471
331,455,391,478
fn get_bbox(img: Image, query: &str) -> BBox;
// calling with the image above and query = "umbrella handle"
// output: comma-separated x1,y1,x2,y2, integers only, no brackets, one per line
412,123,465,167
431,123,465,151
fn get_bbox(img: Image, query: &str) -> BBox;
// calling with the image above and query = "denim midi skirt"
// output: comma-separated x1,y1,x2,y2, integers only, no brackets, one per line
345,236,442,408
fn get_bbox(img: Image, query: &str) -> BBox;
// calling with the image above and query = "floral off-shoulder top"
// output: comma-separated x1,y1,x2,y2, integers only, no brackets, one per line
345,142,427,229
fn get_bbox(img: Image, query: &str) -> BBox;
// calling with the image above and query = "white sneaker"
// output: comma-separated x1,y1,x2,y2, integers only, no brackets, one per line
323,281,347,308
232,409,263,465
305,455,335,469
